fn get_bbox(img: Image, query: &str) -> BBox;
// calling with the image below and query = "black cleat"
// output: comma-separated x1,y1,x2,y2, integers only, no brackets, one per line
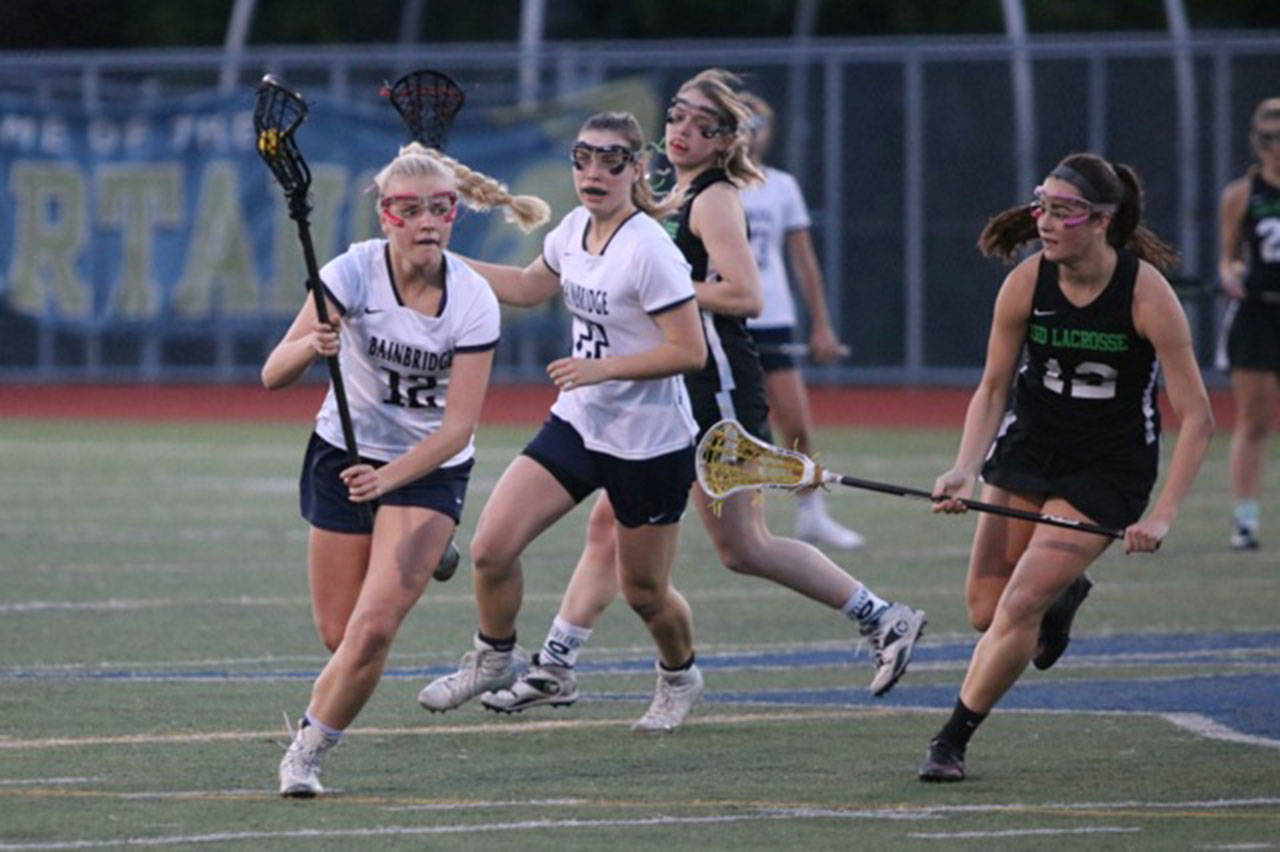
433,539,461,582
1033,574,1093,670
918,738,966,782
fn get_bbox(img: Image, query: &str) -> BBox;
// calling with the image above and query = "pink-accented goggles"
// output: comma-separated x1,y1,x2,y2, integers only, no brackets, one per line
1029,185,1115,227
379,191,459,227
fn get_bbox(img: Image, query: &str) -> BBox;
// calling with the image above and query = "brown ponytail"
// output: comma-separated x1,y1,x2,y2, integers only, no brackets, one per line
977,152,1179,270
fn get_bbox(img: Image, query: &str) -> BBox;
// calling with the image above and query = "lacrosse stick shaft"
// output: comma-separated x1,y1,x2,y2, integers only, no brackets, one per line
754,342,851,358
824,472,1123,539
293,219,360,469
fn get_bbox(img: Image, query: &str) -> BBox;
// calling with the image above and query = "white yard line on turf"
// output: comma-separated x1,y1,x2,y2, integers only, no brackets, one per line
0,798,1276,849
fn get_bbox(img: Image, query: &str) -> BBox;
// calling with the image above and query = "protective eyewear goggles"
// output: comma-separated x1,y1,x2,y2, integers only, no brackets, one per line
1252,129,1280,147
570,142,636,175
379,191,459,226
1028,185,1115,228
664,97,734,139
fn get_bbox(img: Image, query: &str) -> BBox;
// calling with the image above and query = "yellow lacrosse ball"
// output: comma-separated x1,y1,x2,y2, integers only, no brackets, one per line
257,129,280,156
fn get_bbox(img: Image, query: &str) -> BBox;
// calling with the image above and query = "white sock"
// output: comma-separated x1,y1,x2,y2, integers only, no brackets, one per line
302,711,343,743
539,616,592,668
1234,499,1260,531
795,491,823,515
841,584,889,627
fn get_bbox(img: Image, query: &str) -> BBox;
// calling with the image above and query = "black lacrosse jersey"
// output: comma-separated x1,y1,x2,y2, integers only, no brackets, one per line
665,168,769,439
1242,171,1280,301
1012,250,1161,454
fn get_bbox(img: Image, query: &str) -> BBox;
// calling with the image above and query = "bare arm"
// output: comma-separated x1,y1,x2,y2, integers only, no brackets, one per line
932,258,1037,509
459,255,561,308
784,227,844,363
690,184,763,318
1125,264,1215,552
1218,176,1250,300
341,349,495,502
546,298,706,390
260,292,341,390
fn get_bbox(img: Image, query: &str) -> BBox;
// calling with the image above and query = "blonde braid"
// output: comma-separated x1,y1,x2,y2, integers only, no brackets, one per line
431,149,551,233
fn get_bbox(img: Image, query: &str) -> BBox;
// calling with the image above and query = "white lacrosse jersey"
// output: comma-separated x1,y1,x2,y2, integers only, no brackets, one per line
542,206,698,459
313,238,500,465
740,166,811,329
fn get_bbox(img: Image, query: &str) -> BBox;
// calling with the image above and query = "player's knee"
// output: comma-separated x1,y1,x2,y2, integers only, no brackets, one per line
996,584,1048,629
469,530,514,578
620,577,662,620
713,537,760,576
341,610,396,663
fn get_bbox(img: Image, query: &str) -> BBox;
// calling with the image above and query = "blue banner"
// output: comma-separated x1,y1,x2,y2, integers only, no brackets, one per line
0,78,661,341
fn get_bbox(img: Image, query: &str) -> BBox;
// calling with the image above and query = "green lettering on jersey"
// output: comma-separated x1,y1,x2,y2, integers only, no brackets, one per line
1048,327,1129,352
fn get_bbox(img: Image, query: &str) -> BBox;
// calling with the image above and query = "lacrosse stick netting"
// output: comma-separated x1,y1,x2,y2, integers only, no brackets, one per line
696,419,823,500
381,69,465,150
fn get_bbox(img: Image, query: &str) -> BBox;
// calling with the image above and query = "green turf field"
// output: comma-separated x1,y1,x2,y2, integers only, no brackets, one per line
1,418,1276,850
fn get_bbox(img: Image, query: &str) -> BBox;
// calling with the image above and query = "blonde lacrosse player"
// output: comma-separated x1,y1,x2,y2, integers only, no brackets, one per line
264,142,549,796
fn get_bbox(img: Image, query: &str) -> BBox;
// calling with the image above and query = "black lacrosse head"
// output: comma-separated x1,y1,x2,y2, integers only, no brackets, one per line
253,75,312,212
381,69,465,151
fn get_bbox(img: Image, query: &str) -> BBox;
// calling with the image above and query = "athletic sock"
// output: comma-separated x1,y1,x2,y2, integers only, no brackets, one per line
477,631,516,653
659,653,696,673
301,711,343,743
842,584,890,627
795,491,823,515
539,616,592,668
1234,499,1260,532
935,698,987,749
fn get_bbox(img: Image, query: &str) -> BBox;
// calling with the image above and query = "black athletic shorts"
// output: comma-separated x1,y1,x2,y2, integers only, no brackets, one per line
1227,299,1280,373
299,433,472,534
521,415,694,528
980,417,1157,530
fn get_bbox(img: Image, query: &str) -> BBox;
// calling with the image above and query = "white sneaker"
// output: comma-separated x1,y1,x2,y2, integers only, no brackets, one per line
278,721,338,798
860,602,926,697
795,504,865,550
417,635,524,712
481,654,578,713
631,662,704,732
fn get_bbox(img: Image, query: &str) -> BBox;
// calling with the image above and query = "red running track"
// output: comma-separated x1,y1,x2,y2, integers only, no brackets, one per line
0,382,1246,430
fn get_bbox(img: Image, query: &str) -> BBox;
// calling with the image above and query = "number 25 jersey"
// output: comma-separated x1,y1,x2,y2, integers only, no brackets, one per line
543,206,698,459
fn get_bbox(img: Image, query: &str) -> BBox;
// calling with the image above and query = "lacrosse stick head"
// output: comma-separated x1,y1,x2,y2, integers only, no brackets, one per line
253,75,312,215
381,69,465,151
695,419,822,500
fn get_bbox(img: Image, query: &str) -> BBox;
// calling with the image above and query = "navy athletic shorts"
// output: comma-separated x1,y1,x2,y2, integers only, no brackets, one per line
299,432,473,534
746,326,799,373
521,415,694,528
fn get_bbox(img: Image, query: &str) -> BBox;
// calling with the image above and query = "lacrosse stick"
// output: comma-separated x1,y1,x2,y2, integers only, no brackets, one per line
753,342,852,359
380,68,465,150
254,75,368,518
696,419,1123,539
